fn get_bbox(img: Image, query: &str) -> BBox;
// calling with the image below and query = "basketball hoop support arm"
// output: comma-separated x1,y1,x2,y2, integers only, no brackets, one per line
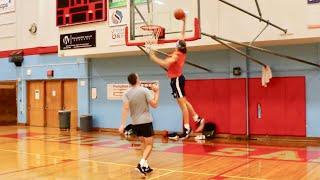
134,5,148,25
218,0,287,34
255,0,262,20
202,33,267,67
203,33,320,69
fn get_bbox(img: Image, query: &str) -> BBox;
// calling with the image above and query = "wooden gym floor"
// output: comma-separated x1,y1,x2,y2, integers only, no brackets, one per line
0,126,320,179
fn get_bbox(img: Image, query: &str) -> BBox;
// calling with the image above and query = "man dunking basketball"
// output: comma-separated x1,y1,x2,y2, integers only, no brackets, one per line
149,10,205,139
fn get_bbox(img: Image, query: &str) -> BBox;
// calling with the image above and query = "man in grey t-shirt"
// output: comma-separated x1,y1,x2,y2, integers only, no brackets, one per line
119,73,159,176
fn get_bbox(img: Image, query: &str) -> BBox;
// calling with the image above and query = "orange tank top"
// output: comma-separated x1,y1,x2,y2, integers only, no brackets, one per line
167,51,186,78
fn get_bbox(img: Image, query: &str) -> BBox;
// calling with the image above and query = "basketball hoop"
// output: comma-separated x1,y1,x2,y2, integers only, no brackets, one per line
140,24,164,51
125,18,200,46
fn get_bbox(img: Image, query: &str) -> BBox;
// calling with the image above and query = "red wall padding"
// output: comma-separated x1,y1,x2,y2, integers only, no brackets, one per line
249,77,306,136
185,77,306,136
185,79,246,135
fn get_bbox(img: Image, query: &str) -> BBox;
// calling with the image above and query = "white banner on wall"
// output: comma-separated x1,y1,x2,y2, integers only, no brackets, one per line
107,81,159,100
307,1,320,29
0,0,15,14
109,26,126,46
107,83,130,100
109,7,128,27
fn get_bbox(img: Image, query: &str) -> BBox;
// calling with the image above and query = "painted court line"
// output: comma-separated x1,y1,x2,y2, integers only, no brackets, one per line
3,133,320,164
0,148,67,160
0,148,267,180
0,148,260,179
83,159,265,180
182,156,216,169
0,148,278,180
0,160,74,176
218,175,267,180
210,159,256,179
0,148,111,164
148,171,175,180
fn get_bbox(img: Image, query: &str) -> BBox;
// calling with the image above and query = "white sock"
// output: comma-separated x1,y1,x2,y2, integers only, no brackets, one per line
193,114,199,122
140,159,146,167
184,124,190,130
144,160,149,168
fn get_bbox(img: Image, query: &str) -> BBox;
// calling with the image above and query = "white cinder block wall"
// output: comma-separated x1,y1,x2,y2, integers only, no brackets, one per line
0,0,319,56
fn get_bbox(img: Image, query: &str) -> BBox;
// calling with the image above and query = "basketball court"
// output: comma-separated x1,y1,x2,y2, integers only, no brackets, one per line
1,0,320,179
0,126,320,179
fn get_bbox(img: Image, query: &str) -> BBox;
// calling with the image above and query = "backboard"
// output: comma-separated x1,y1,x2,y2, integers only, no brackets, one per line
125,0,200,46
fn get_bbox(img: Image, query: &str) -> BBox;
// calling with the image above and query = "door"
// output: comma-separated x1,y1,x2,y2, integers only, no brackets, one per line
63,80,78,129
28,81,45,126
0,82,17,125
45,81,62,128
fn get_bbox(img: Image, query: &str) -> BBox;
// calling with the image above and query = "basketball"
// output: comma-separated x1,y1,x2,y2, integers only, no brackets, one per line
174,8,185,20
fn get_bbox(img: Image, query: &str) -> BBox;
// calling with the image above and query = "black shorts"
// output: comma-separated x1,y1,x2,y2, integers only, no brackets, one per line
170,75,186,99
133,122,154,138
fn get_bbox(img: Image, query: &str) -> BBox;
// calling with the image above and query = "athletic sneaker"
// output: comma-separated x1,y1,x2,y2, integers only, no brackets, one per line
195,134,206,140
144,166,153,173
180,128,192,139
135,164,146,177
168,132,179,140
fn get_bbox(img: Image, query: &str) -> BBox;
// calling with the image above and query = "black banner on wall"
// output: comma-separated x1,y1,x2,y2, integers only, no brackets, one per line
308,0,320,4
60,30,96,50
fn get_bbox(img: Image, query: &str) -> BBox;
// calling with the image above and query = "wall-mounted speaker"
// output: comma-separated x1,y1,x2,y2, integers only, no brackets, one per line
9,50,24,67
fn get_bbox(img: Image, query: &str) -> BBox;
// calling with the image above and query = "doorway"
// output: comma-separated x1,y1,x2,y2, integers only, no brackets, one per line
27,80,78,129
0,81,17,125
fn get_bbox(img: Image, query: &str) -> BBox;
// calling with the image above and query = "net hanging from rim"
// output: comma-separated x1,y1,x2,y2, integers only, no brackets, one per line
140,24,163,51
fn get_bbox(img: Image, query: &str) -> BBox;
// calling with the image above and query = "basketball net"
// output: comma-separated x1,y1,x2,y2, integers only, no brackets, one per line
141,25,162,53
261,65,272,87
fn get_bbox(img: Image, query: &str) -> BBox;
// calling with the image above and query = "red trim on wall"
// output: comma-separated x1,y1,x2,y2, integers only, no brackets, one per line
0,46,58,58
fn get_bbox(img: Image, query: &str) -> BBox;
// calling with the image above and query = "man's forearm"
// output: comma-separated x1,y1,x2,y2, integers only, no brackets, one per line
153,91,159,105
181,18,186,40
150,55,169,68
149,89,160,108
120,108,128,126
